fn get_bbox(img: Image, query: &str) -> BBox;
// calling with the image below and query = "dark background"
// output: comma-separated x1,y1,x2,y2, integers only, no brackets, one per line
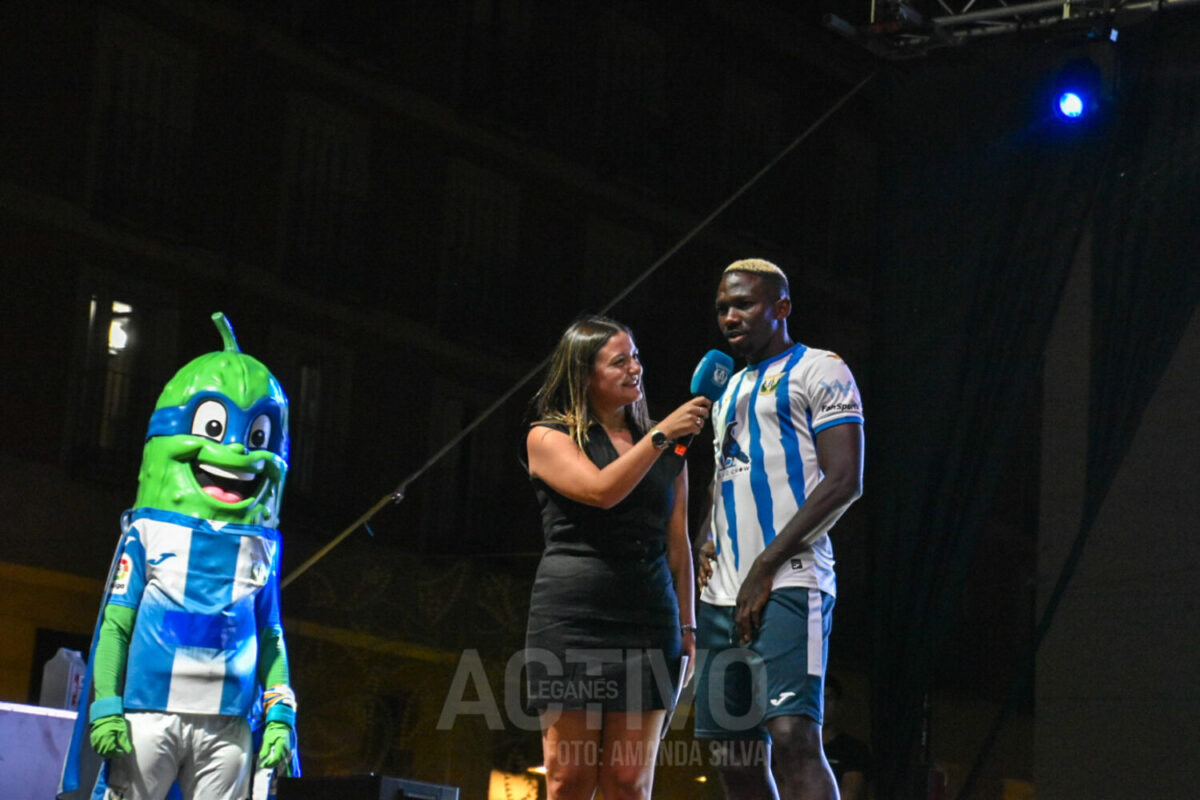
2,1,1198,797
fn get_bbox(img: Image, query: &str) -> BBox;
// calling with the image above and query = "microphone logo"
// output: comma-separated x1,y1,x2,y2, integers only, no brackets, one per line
691,350,735,402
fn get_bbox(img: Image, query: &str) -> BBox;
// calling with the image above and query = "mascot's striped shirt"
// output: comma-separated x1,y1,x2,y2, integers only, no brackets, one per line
108,507,283,717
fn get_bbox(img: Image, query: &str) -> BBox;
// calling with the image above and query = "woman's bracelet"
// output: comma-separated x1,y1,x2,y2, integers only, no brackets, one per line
681,623,698,635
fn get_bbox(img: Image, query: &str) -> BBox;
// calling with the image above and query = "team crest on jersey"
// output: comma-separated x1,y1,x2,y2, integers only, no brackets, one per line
759,374,784,394
112,554,132,595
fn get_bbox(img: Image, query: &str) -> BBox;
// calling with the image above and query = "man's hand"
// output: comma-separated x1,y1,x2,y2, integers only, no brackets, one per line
90,715,132,758
258,721,292,772
733,558,775,644
696,540,716,590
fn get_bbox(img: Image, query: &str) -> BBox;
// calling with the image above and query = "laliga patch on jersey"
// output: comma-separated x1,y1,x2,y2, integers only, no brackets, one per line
112,554,133,595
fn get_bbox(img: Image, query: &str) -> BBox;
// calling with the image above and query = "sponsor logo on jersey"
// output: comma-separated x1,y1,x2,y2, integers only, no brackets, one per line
769,691,796,707
819,379,857,399
112,554,132,595
717,463,751,482
147,552,176,566
821,400,862,413
718,422,751,479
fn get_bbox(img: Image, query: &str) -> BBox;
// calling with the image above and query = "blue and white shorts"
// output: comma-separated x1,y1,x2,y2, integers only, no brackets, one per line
692,588,834,740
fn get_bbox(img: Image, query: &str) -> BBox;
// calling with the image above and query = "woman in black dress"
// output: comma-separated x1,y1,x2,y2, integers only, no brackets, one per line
525,315,711,800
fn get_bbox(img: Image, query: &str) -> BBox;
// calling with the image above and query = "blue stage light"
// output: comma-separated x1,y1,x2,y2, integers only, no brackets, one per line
1057,91,1086,119
1051,58,1104,122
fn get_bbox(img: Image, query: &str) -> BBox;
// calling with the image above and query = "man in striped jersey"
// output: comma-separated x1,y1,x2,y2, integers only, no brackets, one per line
693,259,864,800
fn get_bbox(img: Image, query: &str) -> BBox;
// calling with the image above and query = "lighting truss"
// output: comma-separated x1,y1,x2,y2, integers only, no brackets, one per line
824,0,1200,58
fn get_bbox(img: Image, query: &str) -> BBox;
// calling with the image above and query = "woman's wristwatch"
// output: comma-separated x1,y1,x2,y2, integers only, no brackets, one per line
650,428,670,449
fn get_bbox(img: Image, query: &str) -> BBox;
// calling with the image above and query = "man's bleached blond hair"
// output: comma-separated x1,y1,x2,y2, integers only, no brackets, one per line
723,258,790,297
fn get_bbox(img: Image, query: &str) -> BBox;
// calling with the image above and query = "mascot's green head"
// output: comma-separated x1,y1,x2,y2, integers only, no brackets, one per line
134,313,288,526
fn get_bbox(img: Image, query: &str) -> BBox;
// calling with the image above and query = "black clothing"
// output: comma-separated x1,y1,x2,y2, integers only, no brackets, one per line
525,422,685,711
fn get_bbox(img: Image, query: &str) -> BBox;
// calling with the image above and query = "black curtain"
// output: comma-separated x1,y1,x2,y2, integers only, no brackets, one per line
866,44,1116,797
1086,15,1200,551
961,14,1200,797
868,11,1200,796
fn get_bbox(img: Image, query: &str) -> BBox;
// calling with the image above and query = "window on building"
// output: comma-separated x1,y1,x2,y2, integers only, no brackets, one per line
583,215,656,319
720,75,785,192
88,11,197,237
594,15,666,187
267,325,353,499
459,0,536,122
439,159,521,332
67,276,179,482
279,93,370,289
419,376,509,554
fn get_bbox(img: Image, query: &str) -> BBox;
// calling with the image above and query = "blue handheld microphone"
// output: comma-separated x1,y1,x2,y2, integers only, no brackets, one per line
672,350,734,456
690,349,734,402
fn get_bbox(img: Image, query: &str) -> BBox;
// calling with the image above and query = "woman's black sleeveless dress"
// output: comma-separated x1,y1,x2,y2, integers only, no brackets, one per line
525,423,684,713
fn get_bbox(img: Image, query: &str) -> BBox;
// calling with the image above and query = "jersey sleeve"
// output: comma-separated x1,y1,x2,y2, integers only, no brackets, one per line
805,353,864,434
106,525,146,610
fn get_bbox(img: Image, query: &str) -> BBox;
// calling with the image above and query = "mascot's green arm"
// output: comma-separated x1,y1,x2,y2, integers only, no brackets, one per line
92,604,136,709
257,625,290,689
89,604,135,757
257,625,295,772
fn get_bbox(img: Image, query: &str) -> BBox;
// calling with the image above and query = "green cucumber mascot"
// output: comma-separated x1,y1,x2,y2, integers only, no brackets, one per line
60,313,298,800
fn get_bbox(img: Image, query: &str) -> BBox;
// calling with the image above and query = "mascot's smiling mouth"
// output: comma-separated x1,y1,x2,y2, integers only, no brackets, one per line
192,461,264,504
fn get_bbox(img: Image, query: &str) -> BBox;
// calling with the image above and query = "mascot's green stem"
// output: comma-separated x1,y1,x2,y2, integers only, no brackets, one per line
212,312,242,353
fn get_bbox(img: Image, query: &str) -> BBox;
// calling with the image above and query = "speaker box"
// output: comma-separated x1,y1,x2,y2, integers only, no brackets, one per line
276,774,460,800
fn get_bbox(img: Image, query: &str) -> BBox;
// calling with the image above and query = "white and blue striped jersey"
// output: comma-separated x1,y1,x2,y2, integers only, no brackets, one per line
701,342,863,605
108,507,282,717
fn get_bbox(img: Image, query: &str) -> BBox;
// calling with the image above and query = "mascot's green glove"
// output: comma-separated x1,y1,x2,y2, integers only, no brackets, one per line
90,714,132,757
89,604,136,757
258,719,293,769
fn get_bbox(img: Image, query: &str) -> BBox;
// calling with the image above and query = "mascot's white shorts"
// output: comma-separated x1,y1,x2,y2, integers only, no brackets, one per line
102,711,252,800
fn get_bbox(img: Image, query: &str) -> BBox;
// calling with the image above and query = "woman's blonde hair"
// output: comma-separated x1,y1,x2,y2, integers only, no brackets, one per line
532,315,650,449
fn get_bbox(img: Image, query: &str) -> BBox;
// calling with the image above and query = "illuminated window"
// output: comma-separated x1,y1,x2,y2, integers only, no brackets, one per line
95,299,136,450
67,277,178,482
